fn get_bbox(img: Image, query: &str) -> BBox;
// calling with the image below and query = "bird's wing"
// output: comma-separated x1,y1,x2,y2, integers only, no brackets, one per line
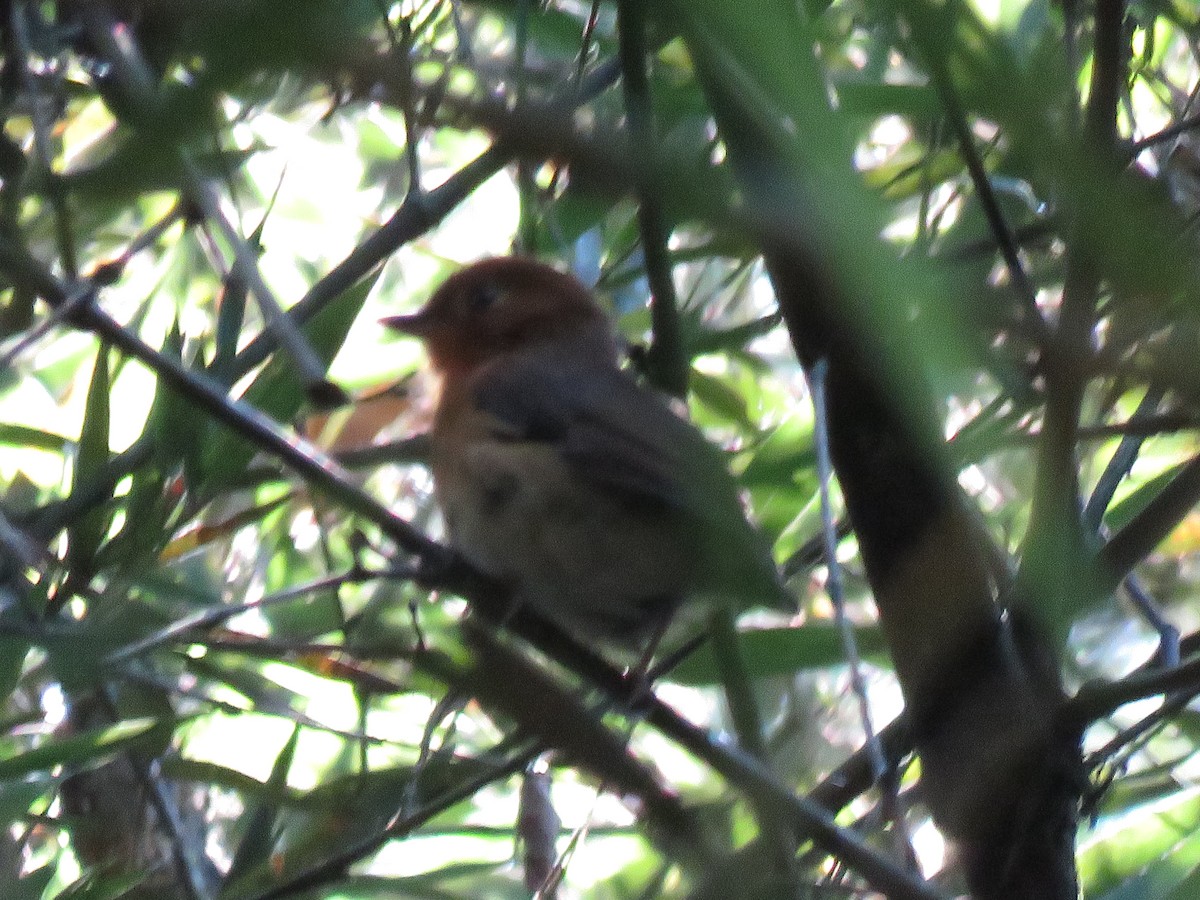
472,356,788,606
473,358,705,507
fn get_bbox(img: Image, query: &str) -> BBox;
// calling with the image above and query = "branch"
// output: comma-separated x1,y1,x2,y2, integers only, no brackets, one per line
1129,112,1200,153
0,228,943,898
921,48,1044,337
617,0,687,397
1021,0,1127,628
0,235,437,560
248,733,541,900
1071,647,1200,725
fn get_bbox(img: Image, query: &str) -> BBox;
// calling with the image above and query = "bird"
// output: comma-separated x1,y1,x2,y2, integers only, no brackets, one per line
382,256,788,644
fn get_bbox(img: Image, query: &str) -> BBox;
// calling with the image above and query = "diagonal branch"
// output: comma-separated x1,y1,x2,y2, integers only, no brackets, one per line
0,235,436,560
1097,452,1200,596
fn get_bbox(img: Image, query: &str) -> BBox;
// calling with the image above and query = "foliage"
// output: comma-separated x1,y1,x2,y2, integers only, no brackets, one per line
0,0,1198,898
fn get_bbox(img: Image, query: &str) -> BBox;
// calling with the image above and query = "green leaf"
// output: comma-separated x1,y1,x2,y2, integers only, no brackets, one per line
690,369,754,430
199,271,379,492
1164,859,1200,900
158,757,305,807
54,870,149,900
1095,825,1200,899
0,864,54,900
669,624,886,684
0,717,161,781
64,139,260,202
67,344,112,574
475,0,612,57
863,147,967,201
0,637,31,709
0,775,56,823
225,723,301,889
332,865,517,899
1104,464,1186,535
1081,786,1200,897
740,418,816,488
0,423,71,451
833,80,941,120
102,327,190,570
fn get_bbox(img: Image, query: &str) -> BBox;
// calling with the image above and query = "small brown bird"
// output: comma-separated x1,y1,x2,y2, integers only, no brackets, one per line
383,257,787,642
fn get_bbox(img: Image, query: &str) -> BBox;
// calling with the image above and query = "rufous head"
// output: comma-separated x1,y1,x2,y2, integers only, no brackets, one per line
383,257,614,374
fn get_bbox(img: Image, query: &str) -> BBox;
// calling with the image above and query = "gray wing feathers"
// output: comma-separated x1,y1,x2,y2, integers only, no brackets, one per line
472,358,788,607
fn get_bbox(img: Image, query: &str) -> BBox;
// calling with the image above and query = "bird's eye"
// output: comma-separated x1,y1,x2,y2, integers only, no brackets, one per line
466,282,502,314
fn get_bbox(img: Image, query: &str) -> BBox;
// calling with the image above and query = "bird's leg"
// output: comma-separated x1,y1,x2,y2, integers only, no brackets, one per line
644,631,709,683
622,606,704,714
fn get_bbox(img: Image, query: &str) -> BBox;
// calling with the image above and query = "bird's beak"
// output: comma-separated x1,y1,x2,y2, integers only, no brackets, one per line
380,310,434,337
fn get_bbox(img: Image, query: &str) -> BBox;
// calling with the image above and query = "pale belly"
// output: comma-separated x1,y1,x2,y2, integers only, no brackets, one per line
433,439,693,638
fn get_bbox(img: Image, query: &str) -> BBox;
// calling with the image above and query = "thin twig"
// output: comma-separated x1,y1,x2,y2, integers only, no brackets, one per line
0,280,95,371
512,0,539,255
1085,388,1164,533
377,3,426,204
183,158,347,407
1087,0,1127,152
138,747,218,900
104,566,395,664
807,715,913,817
708,608,770,761
119,665,402,745
927,67,1044,336
1070,650,1200,725
472,609,943,898
809,359,887,785
247,735,542,900
11,2,77,277
1082,386,1180,664
1022,0,1126,625
1128,111,1200,154
448,0,474,63
617,0,687,397
576,0,602,87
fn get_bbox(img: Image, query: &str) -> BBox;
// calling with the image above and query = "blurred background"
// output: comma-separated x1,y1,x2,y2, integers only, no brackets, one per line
0,1,1199,897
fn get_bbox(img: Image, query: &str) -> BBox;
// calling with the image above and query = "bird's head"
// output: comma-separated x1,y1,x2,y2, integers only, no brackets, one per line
383,257,615,375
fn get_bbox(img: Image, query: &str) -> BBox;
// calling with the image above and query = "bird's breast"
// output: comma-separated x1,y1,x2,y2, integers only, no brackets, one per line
427,393,694,637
